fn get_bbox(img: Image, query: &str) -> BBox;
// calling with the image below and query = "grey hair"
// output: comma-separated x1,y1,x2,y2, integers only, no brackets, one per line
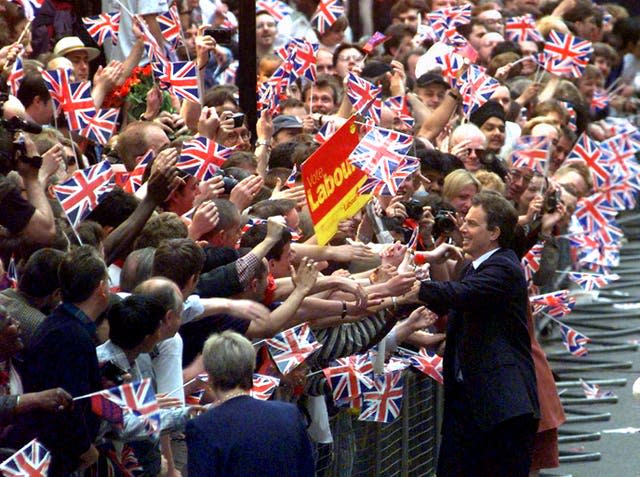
202,331,256,391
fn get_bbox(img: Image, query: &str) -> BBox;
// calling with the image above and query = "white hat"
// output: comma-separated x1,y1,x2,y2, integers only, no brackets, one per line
53,36,100,61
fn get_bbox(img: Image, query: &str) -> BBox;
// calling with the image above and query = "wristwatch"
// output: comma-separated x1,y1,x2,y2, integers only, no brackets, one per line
255,139,272,148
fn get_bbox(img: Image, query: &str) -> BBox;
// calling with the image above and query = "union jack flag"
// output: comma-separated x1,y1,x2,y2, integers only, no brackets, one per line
250,373,280,400
41,67,73,115
99,378,160,436
53,160,114,226
323,355,375,405
311,0,344,35
256,0,293,21
157,6,182,48
510,135,550,175
384,95,415,129
285,164,298,188
220,60,239,85
574,192,617,232
590,88,610,113
80,108,120,145
559,322,590,356
82,12,120,46
91,393,124,426
0,439,50,477
530,290,575,319
278,38,319,82
568,271,619,292
6,54,23,97
123,150,155,194
406,226,419,251
314,121,336,144
266,323,323,375
580,379,614,399
180,135,233,177
10,0,44,21
363,32,389,54
432,51,464,87
348,127,411,184
346,72,382,121
62,81,95,131
457,65,500,117
601,134,637,177
504,14,543,42
400,348,443,384
566,133,614,188
136,14,168,65
153,60,200,103
358,371,404,423
359,155,419,196
543,31,593,78
559,100,577,132
521,242,544,283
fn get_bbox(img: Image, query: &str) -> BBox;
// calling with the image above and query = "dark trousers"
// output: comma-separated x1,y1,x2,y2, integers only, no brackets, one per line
437,412,538,477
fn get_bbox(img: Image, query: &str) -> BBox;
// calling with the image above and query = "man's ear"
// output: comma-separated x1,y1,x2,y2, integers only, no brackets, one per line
489,227,501,243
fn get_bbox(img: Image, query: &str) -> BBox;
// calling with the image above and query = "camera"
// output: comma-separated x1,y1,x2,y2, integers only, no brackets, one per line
231,113,245,128
204,28,234,46
402,199,424,221
100,360,127,385
432,210,457,238
0,93,44,175
544,189,561,213
214,170,239,194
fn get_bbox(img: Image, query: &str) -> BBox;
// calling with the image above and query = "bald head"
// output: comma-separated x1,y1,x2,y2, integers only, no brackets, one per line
134,277,183,314
116,121,170,171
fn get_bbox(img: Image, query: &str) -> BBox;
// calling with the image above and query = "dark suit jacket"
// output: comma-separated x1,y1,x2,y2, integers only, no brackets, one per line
186,395,315,477
10,304,102,476
419,248,539,431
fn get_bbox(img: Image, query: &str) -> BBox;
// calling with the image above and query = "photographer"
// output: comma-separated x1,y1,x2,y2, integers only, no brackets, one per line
0,128,55,245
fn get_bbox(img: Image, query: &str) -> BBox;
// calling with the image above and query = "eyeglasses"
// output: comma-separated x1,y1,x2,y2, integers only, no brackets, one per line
337,54,363,62
508,169,534,182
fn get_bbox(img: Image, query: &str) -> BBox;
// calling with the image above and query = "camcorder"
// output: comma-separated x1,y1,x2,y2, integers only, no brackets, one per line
0,92,44,175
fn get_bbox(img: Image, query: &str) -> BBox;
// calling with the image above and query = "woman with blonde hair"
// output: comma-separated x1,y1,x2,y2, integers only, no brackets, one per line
443,169,482,217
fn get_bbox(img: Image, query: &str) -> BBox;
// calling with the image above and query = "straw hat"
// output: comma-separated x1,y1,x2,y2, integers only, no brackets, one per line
53,36,100,61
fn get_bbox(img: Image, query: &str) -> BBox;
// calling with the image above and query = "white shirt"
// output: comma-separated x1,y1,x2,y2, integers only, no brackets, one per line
472,247,500,270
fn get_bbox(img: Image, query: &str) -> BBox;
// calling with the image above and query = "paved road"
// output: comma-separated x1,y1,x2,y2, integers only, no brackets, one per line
541,219,640,477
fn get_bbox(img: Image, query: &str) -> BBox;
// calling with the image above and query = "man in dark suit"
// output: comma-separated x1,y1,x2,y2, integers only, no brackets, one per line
418,191,539,477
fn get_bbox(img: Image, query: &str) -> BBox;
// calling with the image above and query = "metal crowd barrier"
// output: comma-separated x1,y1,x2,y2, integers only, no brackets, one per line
315,371,439,477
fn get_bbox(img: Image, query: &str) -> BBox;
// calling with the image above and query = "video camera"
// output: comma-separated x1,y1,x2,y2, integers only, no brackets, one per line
0,93,44,175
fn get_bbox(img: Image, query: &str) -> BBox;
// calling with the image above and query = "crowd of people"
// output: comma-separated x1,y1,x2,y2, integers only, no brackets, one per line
0,0,638,475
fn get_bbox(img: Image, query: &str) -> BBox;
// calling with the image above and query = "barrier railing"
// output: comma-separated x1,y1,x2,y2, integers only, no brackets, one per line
315,371,438,477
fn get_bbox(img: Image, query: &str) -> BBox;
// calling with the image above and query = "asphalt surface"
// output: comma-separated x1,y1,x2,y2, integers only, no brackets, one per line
540,216,640,477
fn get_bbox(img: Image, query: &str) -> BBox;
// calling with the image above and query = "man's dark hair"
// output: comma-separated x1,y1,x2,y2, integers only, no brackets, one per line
202,84,239,109
19,248,65,298
239,223,291,261
76,220,105,250
457,18,486,39
613,16,640,52
389,0,427,19
58,245,107,303
491,41,521,58
152,238,205,289
383,24,416,55
17,70,51,109
249,199,296,219
471,190,518,248
418,149,464,175
269,141,299,169
107,295,164,350
221,151,257,170
302,74,341,103
85,188,139,228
